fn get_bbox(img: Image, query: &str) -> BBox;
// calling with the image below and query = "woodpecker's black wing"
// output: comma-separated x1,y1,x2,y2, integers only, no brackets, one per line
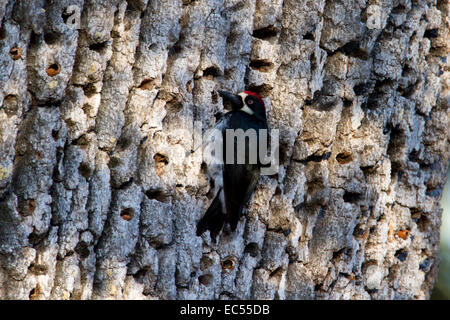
223,163,260,231
196,188,226,240
222,111,267,231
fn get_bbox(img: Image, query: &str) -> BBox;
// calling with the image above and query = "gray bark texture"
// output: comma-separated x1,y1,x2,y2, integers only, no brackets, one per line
0,0,449,300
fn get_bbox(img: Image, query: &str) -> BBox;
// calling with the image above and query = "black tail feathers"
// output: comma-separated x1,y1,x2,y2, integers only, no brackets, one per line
196,190,226,240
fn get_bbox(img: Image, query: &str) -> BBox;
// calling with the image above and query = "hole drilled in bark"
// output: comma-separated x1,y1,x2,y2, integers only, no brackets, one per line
361,165,375,176
164,99,183,113
29,263,48,275
353,82,371,96
202,66,221,79
198,274,213,286
44,32,59,45
424,29,439,38
315,283,324,291
186,80,192,93
83,83,97,97
249,59,274,72
221,256,236,272
82,103,94,117
343,191,361,203
29,283,43,300
29,287,36,300
89,41,108,52
244,242,259,257
416,214,429,233
354,226,369,239
168,40,183,57
200,255,214,271
332,247,346,260
304,99,313,106
366,288,378,295
342,99,352,107
28,199,36,213
75,241,90,259
78,162,92,179
3,94,19,115
426,186,440,198
117,135,132,150
408,149,421,163
395,249,408,262
269,267,284,278
30,30,40,46
387,125,405,157
253,25,278,39
36,151,43,161
108,157,120,169
9,47,22,60
28,232,43,245
0,26,6,40
391,4,407,14
211,91,218,104
118,178,134,189
139,78,155,90
364,79,395,110
154,153,168,176
419,258,430,272
46,63,61,77
337,41,369,60
145,189,169,202
297,151,332,164
336,152,353,164
51,129,59,141
303,31,314,40
120,208,134,221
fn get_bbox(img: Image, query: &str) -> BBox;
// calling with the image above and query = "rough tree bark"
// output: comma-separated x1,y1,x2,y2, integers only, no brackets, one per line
0,0,449,300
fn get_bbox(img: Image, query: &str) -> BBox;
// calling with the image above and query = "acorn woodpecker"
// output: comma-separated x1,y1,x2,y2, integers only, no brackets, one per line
196,90,268,239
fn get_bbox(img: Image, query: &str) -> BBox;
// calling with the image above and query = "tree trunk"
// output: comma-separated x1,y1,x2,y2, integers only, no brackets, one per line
0,0,449,300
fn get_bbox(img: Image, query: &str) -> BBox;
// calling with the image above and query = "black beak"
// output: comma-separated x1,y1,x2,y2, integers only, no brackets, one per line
218,90,243,111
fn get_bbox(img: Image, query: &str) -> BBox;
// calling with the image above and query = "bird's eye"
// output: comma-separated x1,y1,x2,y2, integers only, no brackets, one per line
247,99,254,105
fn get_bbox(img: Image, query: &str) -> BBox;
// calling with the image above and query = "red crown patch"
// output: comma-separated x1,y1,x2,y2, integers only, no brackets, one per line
244,91,265,108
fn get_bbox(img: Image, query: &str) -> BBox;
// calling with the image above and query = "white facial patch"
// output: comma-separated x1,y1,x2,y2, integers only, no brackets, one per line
238,92,254,115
